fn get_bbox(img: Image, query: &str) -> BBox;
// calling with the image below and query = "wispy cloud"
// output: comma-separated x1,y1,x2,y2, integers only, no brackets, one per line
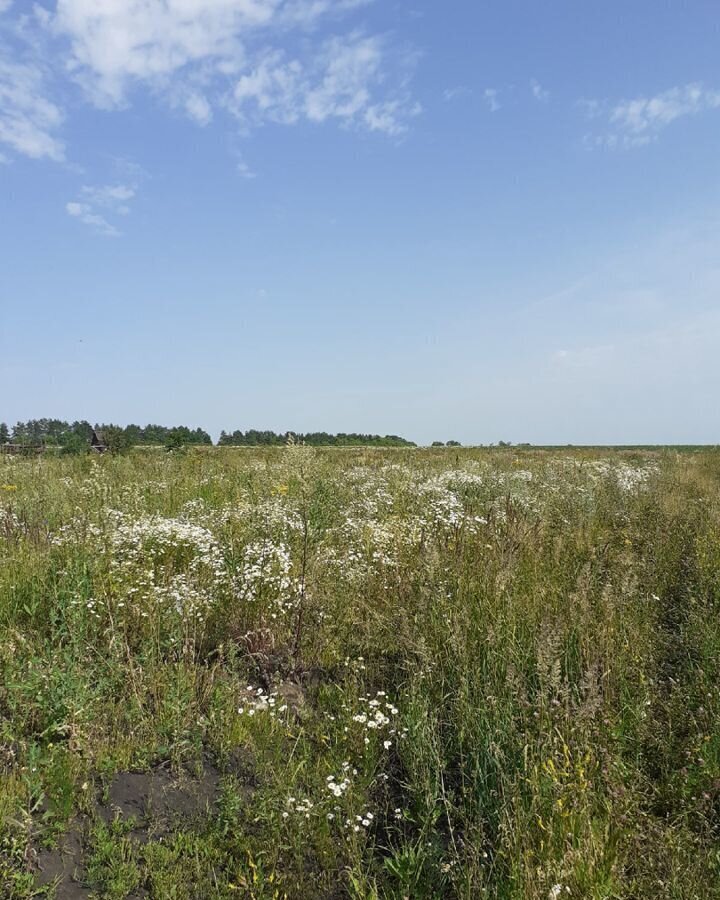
227,33,419,136
81,183,135,212
184,92,213,126
483,88,500,112
0,57,65,160
236,156,257,179
66,180,138,234
584,82,720,148
0,0,419,162
52,0,285,107
530,79,549,102
443,85,470,102
111,157,148,183
66,201,119,236
497,212,720,442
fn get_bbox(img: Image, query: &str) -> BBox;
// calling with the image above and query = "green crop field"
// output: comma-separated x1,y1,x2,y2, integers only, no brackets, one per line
1,446,719,898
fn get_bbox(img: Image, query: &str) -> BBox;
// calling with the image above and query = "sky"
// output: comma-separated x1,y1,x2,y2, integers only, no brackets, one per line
1,0,719,445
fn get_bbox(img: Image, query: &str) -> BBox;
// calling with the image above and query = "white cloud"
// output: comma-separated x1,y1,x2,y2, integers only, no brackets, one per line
81,183,136,206
79,182,136,217
611,83,720,133
0,0,13,13
184,92,213,125
0,0,417,161
51,0,269,107
66,180,138,233
306,35,384,123
40,0,416,138
530,79,549,102
483,87,500,112
236,156,256,178
227,33,417,135
231,53,306,126
586,83,720,148
364,97,420,136
278,0,371,27
0,58,65,160
66,201,119,236
443,85,470,102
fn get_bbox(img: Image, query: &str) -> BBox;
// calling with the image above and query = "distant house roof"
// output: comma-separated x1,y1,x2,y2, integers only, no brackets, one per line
91,429,106,446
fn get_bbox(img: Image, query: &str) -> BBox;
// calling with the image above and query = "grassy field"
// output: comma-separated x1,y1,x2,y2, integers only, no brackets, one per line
1,445,719,899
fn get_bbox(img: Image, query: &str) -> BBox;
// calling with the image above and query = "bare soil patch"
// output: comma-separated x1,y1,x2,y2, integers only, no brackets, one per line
34,760,224,898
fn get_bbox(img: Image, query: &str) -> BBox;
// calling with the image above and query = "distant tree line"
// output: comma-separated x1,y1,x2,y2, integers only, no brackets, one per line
120,424,212,446
0,420,416,451
218,430,415,447
2,419,93,452
1,420,212,452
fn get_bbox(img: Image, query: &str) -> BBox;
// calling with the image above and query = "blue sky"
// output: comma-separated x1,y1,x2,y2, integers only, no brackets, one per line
1,0,719,444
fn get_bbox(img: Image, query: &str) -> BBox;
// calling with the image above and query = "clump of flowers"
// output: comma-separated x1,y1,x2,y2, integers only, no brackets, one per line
107,513,227,621
238,686,288,720
326,762,354,798
267,690,404,835
284,796,315,819
234,538,300,618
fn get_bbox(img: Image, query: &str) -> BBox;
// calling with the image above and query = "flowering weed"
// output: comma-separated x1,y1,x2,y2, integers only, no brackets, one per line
0,446,719,897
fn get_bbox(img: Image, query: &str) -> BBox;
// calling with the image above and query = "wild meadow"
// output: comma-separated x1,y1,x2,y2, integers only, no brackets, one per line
1,445,719,899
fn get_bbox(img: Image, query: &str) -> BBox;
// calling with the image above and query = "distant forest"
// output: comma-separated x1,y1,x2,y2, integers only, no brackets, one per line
1,420,416,450
218,430,415,447
1,420,212,451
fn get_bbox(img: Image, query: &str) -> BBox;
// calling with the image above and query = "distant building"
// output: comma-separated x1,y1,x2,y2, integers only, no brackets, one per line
90,429,107,453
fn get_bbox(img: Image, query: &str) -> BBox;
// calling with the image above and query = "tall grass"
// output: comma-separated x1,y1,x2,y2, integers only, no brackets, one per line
1,446,719,898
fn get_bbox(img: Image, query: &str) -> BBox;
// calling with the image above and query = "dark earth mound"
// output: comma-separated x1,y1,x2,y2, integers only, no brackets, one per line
34,761,224,899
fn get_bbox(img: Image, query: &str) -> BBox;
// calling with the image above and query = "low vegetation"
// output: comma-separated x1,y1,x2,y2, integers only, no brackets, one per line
1,445,719,898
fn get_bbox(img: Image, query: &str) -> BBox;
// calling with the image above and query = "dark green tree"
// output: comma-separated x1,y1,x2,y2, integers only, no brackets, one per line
60,432,87,455
101,425,132,454
165,429,186,452
71,421,93,442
